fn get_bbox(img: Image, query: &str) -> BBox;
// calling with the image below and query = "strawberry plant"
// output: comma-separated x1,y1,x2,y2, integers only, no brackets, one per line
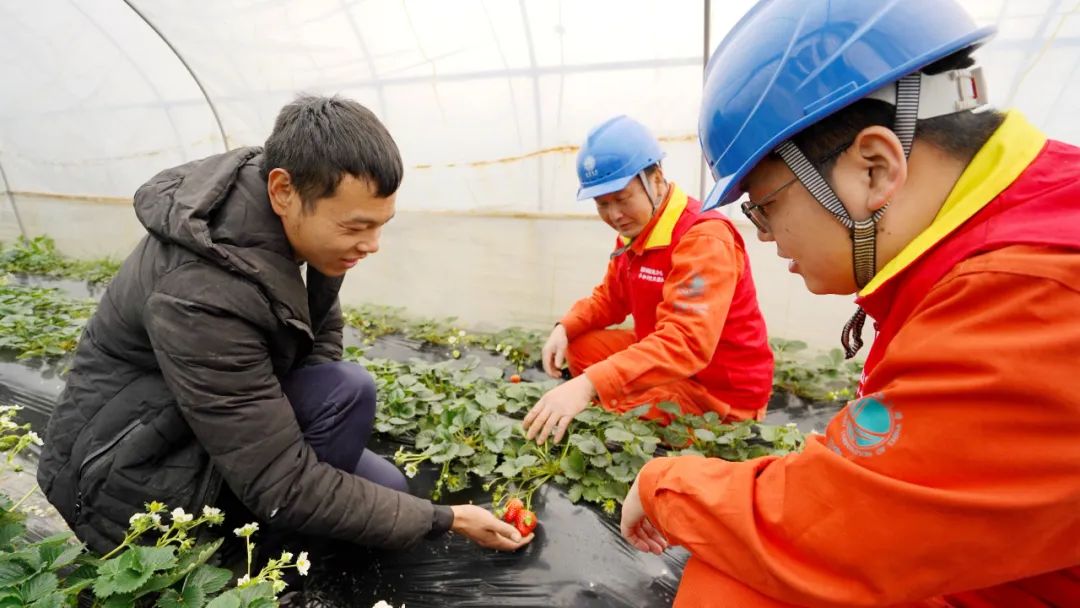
354,351,805,516
342,304,408,346
771,338,863,402
0,237,119,286
342,307,546,372
0,278,95,360
0,405,312,607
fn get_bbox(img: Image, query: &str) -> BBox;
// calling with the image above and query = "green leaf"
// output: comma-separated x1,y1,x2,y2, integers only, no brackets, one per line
603,428,635,444
48,543,83,570
102,594,137,608
493,460,521,478
156,589,184,608
236,582,277,606
599,481,629,501
180,582,207,608
560,448,586,481
567,483,584,503
134,546,177,573
206,590,242,608
476,390,502,410
503,384,527,400
582,485,601,502
93,552,154,597
480,416,512,452
33,535,74,570
757,424,784,443
623,404,652,419
142,539,223,596
661,425,690,447
640,436,661,454
693,429,717,442
468,452,499,477
0,523,24,549
27,592,63,608
656,402,682,416
570,434,607,456
5,549,42,573
605,465,636,483
189,565,232,596
514,454,539,469
588,453,612,468
20,572,58,604
0,560,34,587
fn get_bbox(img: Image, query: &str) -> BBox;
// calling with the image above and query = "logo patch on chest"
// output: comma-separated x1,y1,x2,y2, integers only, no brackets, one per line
637,266,665,283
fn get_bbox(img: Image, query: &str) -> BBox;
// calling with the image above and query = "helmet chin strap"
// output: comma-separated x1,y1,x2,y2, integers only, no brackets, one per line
610,171,663,260
776,72,927,359
639,171,660,213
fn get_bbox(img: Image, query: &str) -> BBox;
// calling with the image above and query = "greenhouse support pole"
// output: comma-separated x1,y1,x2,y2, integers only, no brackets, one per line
121,0,230,151
0,159,27,238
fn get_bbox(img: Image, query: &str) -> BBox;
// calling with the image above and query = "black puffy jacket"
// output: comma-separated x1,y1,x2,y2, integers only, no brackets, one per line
38,148,438,553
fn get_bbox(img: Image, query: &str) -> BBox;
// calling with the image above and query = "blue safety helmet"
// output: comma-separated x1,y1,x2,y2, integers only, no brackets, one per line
699,0,996,210
576,115,666,201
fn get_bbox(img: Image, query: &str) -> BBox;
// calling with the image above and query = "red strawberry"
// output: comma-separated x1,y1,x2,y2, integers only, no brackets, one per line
515,509,538,536
509,374,522,384
502,498,524,524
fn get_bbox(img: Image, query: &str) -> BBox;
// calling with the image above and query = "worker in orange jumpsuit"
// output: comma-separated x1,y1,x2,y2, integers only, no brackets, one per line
523,115,774,444
619,1,1080,606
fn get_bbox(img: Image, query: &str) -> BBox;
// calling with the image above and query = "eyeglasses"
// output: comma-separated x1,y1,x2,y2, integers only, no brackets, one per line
740,140,853,233
740,176,798,233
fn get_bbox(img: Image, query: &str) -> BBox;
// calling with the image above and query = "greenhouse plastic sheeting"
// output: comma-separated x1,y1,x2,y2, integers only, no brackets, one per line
300,436,687,608
2,0,1079,225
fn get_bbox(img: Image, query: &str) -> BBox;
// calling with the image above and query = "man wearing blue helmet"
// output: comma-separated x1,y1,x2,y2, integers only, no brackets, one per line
620,1,1080,606
523,115,774,445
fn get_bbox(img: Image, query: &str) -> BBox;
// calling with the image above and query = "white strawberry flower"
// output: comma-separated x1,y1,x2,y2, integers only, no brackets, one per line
201,506,224,523
233,522,259,538
171,507,193,524
296,551,311,576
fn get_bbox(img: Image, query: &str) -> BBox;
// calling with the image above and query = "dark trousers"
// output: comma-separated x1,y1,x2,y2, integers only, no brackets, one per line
281,361,408,493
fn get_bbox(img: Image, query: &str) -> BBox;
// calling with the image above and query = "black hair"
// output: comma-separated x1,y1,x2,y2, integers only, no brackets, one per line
262,95,403,210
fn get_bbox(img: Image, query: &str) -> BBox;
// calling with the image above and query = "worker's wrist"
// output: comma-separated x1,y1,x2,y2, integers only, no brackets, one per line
426,504,455,539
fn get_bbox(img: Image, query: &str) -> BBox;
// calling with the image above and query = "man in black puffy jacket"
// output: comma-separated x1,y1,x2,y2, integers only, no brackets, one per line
38,95,530,555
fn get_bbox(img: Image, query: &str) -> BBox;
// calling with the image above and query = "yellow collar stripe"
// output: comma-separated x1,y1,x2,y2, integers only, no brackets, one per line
860,111,1047,296
641,183,688,250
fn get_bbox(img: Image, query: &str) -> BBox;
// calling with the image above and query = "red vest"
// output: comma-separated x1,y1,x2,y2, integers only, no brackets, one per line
614,196,774,410
858,139,1080,389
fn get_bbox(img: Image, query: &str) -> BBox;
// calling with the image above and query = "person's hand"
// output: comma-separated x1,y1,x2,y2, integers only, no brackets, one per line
450,504,533,551
522,374,595,444
541,324,569,378
620,474,669,555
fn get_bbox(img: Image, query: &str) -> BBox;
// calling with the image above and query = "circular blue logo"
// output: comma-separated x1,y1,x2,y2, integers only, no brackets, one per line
844,397,895,450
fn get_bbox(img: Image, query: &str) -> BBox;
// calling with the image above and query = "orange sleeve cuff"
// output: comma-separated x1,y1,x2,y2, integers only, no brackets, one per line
637,456,677,530
584,359,625,406
559,313,587,341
